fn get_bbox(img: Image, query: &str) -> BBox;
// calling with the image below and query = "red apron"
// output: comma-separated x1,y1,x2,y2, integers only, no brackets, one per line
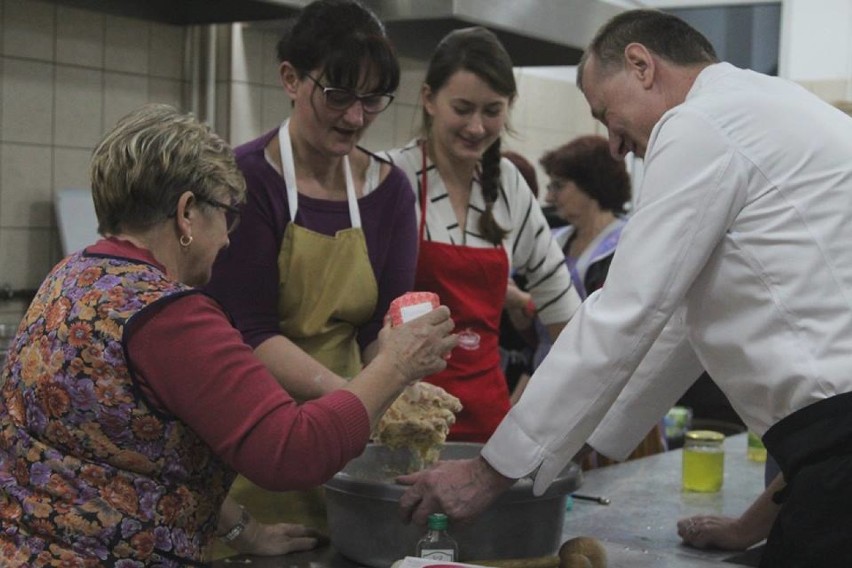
415,146,511,442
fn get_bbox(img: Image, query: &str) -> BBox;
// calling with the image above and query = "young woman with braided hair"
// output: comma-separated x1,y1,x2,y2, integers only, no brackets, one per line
383,27,580,442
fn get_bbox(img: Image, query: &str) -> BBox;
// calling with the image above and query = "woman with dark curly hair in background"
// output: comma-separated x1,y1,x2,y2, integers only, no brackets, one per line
541,135,632,299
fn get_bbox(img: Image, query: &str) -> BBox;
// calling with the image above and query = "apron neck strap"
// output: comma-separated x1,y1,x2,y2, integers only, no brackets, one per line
419,142,429,241
278,119,361,228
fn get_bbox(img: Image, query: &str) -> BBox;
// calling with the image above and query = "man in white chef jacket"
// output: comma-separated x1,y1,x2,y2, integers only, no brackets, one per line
398,9,852,567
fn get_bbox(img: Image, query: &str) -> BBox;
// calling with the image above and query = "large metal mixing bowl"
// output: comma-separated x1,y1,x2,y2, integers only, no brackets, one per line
324,443,582,566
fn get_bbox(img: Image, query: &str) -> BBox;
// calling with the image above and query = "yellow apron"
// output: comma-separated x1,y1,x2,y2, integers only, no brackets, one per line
215,121,378,559
276,120,378,378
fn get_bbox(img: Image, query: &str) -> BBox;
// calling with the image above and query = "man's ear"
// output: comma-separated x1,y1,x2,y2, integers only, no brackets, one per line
624,43,656,89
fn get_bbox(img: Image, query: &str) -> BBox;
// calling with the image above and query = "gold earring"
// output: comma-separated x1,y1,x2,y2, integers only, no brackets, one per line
180,234,193,247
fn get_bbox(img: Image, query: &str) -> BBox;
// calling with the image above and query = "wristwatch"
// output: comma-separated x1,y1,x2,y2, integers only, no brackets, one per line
219,505,251,543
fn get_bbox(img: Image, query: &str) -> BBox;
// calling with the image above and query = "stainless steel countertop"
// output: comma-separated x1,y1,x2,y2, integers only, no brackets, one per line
560,433,765,567
212,433,767,568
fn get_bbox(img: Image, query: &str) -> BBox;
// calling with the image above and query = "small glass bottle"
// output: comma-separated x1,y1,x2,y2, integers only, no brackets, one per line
416,513,459,562
682,430,725,492
663,405,693,449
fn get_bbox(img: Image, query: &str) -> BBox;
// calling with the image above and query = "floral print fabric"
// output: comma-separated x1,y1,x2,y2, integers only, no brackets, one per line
0,251,235,566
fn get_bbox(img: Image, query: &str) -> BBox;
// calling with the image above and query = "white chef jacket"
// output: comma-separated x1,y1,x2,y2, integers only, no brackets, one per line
482,62,852,495
383,143,580,326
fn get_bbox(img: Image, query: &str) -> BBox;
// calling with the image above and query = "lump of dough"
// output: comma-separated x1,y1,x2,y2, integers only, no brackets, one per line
372,381,462,471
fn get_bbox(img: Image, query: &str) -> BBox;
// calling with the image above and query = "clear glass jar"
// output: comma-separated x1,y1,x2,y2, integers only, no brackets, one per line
682,430,725,492
416,513,459,562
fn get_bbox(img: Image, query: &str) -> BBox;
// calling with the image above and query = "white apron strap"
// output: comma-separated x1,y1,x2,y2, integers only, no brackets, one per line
278,119,361,228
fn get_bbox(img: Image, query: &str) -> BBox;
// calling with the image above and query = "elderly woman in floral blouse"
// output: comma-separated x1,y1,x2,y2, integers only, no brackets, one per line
0,103,455,567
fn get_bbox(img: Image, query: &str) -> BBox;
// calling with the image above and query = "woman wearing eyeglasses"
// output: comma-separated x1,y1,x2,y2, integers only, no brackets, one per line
204,0,424,555
208,0,412,385
382,27,581,443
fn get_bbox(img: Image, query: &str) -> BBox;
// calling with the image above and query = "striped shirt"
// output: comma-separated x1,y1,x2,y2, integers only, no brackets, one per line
382,140,580,325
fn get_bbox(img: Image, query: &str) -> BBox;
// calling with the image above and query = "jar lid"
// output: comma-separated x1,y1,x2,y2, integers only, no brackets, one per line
685,430,725,442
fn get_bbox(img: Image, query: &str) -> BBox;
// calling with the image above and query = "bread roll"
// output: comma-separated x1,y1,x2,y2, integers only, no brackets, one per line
558,537,606,568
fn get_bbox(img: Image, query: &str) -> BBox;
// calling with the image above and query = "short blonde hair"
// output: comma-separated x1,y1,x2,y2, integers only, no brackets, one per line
90,103,246,235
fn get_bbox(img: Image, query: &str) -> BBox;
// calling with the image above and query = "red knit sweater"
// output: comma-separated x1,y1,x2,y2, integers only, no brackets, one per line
89,238,371,490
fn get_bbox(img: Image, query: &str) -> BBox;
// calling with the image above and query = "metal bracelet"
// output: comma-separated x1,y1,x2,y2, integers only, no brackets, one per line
219,505,251,543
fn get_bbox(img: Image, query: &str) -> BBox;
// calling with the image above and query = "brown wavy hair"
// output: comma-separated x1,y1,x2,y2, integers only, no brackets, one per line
540,135,631,214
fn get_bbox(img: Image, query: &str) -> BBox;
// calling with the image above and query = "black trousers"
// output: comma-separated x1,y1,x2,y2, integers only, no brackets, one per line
761,392,852,568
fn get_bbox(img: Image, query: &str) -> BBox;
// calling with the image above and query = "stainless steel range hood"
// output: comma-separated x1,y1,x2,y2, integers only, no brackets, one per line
253,0,627,66
43,0,623,66
360,0,625,66
41,0,308,25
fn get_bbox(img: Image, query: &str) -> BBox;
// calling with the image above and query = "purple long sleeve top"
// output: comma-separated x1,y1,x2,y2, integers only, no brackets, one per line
206,129,418,353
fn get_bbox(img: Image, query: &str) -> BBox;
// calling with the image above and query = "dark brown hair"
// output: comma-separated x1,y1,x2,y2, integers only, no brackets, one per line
422,26,516,245
540,135,631,214
277,0,399,95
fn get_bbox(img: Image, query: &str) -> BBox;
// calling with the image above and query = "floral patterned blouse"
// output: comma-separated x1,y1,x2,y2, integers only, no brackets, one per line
0,250,234,567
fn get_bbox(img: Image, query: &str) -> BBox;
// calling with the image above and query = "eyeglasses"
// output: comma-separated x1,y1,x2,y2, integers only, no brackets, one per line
304,73,394,114
197,195,241,233
546,180,566,194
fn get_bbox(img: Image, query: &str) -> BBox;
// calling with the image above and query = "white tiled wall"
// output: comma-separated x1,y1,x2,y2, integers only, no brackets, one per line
225,24,290,147
0,0,188,323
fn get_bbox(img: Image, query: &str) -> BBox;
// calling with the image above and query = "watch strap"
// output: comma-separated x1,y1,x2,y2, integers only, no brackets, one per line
220,505,250,543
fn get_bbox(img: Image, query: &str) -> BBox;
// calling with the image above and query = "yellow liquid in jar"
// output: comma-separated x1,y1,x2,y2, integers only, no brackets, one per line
747,431,767,463
682,447,724,492
747,446,767,462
